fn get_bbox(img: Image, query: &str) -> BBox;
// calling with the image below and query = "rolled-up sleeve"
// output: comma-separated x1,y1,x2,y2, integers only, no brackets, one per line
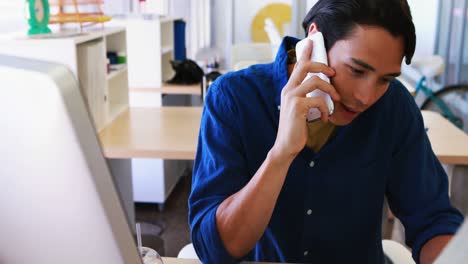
188,77,251,264
386,90,464,263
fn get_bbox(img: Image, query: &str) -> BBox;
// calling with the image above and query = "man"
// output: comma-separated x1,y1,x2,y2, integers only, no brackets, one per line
189,0,464,263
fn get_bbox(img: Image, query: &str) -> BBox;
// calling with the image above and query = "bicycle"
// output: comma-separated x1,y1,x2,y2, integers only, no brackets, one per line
409,55,468,133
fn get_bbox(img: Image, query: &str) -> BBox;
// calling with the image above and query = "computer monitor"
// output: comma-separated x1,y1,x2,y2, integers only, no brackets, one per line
0,55,142,264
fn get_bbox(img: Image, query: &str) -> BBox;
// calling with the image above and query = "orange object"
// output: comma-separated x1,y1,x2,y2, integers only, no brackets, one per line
48,0,111,30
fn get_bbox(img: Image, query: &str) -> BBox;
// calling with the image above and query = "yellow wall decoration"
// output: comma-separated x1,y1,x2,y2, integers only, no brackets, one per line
251,3,291,43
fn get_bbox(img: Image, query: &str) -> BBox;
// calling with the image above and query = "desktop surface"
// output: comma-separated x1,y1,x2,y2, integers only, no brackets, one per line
421,110,468,165
99,107,202,159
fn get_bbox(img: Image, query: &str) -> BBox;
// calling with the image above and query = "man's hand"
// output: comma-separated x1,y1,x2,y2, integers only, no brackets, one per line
420,235,453,264
271,39,339,162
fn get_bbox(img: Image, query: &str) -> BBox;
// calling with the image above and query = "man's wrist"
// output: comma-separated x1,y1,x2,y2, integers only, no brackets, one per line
420,235,453,264
267,147,296,167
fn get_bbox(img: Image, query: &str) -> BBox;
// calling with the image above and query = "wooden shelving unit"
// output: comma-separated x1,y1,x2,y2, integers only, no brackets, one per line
109,16,180,108
107,65,128,81
0,27,129,131
48,0,111,30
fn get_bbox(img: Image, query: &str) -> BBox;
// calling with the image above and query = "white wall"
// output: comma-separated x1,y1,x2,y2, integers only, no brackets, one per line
407,0,440,59
307,0,319,10
299,0,440,59
212,0,233,66
215,0,299,45
211,0,440,60
298,0,440,60
233,0,292,43
211,0,293,67
169,0,192,56
102,0,130,15
0,1,27,34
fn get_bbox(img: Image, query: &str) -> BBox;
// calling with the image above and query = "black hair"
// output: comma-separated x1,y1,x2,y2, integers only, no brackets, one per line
302,0,416,64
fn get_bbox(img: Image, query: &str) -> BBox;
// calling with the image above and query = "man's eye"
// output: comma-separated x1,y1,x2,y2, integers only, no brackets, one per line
380,78,392,84
349,67,364,75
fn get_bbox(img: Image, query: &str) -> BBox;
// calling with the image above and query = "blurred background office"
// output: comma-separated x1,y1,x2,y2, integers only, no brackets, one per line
2,0,467,84
0,0,466,259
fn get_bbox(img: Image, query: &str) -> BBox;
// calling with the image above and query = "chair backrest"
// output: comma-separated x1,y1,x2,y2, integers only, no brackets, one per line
230,42,277,70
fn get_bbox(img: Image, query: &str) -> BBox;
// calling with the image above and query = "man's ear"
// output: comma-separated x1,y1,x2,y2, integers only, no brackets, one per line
308,23,320,35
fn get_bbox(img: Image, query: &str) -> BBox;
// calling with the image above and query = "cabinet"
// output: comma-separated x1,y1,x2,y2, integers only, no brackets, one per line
111,16,178,107
132,159,187,205
108,17,190,206
0,28,129,131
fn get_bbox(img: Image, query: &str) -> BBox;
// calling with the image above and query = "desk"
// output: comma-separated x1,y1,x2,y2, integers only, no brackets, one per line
101,110,466,163
422,110,468,165
161,257,282,264
99,106,202,217
99,107,202,160
161,257,200,264
130,83,202,95
129,83,202,109
422,110,468,215
99,108,466,163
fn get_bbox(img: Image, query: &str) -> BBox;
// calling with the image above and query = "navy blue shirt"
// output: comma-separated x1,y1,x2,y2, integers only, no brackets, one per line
189,37,463,264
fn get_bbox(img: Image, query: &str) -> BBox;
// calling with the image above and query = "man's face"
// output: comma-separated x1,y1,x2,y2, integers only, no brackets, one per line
327,25,405,126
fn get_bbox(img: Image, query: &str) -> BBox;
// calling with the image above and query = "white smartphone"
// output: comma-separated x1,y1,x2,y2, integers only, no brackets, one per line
295,32,334,122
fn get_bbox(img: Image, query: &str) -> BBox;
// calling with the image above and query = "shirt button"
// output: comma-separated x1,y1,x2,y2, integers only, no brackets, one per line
304,250,309,256
306,209,312,215
309,160,315,167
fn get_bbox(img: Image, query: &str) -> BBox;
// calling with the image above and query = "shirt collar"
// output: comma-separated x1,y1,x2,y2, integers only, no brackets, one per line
272,36,300,107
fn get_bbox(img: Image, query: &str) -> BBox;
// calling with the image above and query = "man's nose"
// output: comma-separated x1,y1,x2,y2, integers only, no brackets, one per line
353,81,375,108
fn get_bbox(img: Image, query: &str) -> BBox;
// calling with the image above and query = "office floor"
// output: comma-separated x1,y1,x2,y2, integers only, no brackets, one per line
135,172,192,257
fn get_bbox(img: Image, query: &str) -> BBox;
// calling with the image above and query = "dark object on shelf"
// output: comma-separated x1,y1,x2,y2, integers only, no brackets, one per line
174,19,187,61
167,59,204,85
106,51,118,64
201,71,223,100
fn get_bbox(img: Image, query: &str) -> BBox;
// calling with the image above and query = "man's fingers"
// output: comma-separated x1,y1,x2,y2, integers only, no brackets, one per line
301,97,330,122
298,38,313,63
289,62,335,88
283,39,335,95
285,40,312,91
293,75,340,101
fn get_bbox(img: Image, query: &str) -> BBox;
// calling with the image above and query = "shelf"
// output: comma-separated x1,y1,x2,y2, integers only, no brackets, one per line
107,65,128,81
26,27,126,44
107,104,129,125
161,46,173,55
0,26,129,133
49,14,112,24
130,83,201,95
159,17,183,23
48,0,104,6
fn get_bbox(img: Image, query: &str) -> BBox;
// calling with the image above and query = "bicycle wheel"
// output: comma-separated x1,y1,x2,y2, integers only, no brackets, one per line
421,84,468,133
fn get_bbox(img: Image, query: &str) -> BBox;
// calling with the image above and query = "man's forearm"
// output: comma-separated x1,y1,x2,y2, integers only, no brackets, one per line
216,149,294,259
419,235,453,264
